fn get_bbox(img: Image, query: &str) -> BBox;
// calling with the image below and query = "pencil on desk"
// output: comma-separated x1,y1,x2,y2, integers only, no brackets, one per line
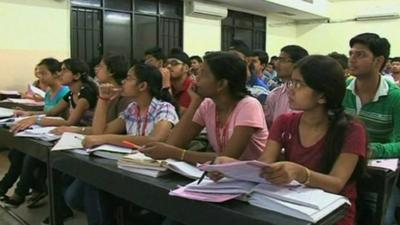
122,140,142,149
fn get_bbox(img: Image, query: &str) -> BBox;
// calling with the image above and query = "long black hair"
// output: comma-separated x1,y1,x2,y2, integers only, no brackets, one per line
131,63,179,114
62,58,98,96
203,51,250,100
294,55,367,181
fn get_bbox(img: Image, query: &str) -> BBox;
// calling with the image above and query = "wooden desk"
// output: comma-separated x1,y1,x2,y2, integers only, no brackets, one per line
0,102,43,112
0,128,347,225
50,151,347,225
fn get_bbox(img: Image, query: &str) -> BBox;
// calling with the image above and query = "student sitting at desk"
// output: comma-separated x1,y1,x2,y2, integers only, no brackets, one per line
140,51,269,164
6,59,98,224
20,65,48,101
51,53,133,135
11,58,98,132
14,59,70,117
64,63,179,225
0,58,69,207
210,55,368,225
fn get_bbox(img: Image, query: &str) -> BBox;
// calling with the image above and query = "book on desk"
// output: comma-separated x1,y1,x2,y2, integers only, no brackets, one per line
118,153,203,179
52,132,133,160
170,161,350,223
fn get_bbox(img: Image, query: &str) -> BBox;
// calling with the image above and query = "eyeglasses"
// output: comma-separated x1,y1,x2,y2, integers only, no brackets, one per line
286,80,307,89
165,59,183,66
348,50,369,59
276,57,293,64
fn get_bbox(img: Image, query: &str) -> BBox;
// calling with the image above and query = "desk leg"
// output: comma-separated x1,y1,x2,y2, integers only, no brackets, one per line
47,150,56,225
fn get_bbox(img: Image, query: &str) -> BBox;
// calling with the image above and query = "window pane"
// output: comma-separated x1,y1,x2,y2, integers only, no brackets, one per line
254,16,266,29
222,16,233,26
221,26,233,51
103,11,132,62
159,0,182,17
71,8,102,64
71,0,101,7
104,0,132,11
134,15,157,60
234,28,252,48
159,18,182,52
234,13,252,27
135,0,158,14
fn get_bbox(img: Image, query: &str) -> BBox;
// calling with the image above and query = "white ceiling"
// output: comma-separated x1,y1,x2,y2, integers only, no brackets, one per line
209,0,329,20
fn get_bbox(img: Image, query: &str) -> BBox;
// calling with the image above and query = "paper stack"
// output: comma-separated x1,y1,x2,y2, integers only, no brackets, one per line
170,160,350,223
15,126,60,141
2,98,44,106
117,152,169,177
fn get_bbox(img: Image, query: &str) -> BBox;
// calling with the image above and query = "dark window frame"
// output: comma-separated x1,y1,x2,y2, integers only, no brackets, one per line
221,10,266,51
70,0,183,65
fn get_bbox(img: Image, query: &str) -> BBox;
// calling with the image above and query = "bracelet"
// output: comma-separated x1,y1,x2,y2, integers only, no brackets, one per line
98,95,110,101
180,150,186,161
301,167,311,185
35,116,43,125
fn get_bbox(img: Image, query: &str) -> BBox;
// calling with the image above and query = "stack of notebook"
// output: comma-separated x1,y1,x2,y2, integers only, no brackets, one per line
170,161,350,223
117,152,169,177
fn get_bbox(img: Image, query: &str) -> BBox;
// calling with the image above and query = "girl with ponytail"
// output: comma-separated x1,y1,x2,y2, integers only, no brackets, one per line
212,55,368,225
81,63,179,148
139,51,269,164
11,58,98,132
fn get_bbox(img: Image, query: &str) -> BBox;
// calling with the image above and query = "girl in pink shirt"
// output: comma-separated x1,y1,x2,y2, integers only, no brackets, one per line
212,55,368,225
140,51,269,163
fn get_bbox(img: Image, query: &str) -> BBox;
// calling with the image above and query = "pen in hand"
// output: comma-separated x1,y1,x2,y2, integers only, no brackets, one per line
197,159,215,185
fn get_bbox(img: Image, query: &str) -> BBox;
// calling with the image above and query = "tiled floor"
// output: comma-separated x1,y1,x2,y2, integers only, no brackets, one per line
0,149,85,225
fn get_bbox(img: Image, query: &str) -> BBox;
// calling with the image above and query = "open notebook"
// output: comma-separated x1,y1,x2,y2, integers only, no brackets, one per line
52,132,133,160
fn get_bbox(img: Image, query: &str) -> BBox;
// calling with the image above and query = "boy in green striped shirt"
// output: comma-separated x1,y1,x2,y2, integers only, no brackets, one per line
343,33,399,225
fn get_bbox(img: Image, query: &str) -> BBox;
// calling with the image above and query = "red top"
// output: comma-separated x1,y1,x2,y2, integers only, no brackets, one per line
173,76,194,109
268,112,367,225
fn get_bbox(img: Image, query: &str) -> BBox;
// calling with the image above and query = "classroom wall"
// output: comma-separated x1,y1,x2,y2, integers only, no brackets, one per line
183,4,222,57
0,0,70,91
266,15,298,56
1,0,399,90
295,0,400,56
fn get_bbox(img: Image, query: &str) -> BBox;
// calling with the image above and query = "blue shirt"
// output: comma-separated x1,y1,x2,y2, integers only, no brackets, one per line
44,86,70,113
247,74,270,104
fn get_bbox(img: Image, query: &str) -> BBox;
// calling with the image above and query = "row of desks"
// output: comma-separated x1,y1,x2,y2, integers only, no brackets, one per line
0,127,348,225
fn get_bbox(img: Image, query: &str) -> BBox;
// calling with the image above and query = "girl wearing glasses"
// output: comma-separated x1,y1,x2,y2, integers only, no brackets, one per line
212,55,367,225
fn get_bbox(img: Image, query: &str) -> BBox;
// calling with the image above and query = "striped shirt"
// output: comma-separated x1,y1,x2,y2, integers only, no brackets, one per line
119,98,179,136
343,77,400,158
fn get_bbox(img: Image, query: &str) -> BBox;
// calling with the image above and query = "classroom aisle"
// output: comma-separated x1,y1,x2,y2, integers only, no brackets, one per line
0,149,86,225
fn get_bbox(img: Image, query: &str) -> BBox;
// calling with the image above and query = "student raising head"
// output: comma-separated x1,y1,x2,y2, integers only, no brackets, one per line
212,55,368,225
139,51,269,164
52,53,132,135
11,58,98,133
15,58,70,117
81,63,179,148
